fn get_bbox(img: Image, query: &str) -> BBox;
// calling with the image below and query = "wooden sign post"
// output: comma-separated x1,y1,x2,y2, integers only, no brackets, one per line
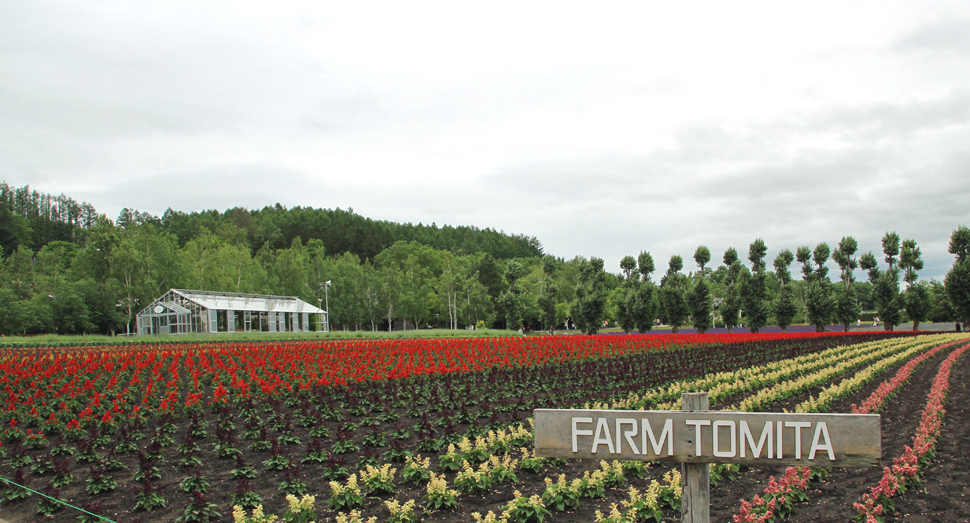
682,392,709,523
534,392,881,523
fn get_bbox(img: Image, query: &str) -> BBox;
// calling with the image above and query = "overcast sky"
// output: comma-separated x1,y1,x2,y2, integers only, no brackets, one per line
2,1,969,280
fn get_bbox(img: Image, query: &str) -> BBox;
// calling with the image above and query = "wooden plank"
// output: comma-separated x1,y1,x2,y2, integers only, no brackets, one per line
534,408,880,467
681,393,709,523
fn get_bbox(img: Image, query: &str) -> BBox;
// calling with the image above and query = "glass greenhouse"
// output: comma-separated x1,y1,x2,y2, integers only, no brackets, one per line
136,289,326,335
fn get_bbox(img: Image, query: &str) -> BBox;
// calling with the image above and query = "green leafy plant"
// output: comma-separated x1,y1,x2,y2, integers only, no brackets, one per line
178,468,211,494
281,493,317,523
400,455,432,485
438,444,463,472
328,474,364,511
359,463,396,495
302,438,328,465
541,474,581,512
518,448,549,474
619,482,664,523
49,458,74,488
658,469,682,511
231,479,263,510
385,499,419,523
500,490,551,523
30,456,54,475
49,443,75,457
620,460,651,479
214,441,241,458
230,456,258,479
362,429,386,448
278,467,308,496
599,460,626,489
278,433,302,446
454,460,493,494
35,493,63,517
710,463,739,488
334,510,377,523
331,438,360,455
423,472,459,511
85,465,118,495
308,425,330,438
180,455,204,469
174,490,222,523
579,469,607,499
0,469,32,503
134,480,167,512
489,454,519,485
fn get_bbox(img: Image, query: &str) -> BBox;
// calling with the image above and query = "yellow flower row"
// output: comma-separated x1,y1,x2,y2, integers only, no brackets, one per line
587,336,929,412
793,333,968,413
724,335,953,412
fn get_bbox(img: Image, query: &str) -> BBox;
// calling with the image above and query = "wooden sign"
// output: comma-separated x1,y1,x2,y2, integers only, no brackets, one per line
534,408,880,467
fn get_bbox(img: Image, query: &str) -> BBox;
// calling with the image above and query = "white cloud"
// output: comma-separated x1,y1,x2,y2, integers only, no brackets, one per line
1,1,968,280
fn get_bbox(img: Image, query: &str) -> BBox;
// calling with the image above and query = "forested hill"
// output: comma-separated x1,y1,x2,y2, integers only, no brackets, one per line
0,182,543,260
156,205,543,260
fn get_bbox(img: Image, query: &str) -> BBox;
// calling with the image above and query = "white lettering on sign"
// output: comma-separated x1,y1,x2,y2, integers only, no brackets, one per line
785,421,812,460
568,416,842,462
616,418,638,455
543,409,878,467
777,419,784,459
571,417,593,453
809,422,835,461
643,418,674,456
591,418,615,453
686,419,711,456
712,420,736,458
570,417,674,457
739,420,773,459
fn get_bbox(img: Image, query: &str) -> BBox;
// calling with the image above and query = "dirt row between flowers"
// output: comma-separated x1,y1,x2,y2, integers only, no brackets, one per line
884,349,970,523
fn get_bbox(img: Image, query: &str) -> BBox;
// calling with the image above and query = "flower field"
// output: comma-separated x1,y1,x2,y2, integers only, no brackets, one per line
0,330,967,523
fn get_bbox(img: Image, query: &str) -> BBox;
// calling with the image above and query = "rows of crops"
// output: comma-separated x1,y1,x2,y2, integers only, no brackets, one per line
0,330,962,522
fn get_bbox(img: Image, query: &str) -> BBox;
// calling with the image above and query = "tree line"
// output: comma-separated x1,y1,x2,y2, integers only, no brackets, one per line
0,183,968,335
589,232,965,336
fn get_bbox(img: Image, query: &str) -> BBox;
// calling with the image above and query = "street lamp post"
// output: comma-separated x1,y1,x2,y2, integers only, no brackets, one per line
321,280,332,333
317,298,323,332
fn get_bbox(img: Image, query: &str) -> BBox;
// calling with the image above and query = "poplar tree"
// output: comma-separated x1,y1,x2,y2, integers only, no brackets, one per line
900,239,929,330
832,236,862,331
860,231,903,331
689,246,713,333
720,248,743,333
660,255,689,334
799,243,834,331
573,257,606,334
616,255,639,333
742,239,769,333
537,255,558,333
632,251,658,333
945,226,970,328
772,249,797,332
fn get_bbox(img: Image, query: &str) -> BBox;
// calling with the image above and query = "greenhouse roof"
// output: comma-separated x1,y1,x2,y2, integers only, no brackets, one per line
170,289,325,314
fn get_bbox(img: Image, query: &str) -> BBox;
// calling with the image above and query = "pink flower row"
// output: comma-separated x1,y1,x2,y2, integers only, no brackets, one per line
851,339,966,414
733,339,966,523
853,342,970,522
733,466,814,523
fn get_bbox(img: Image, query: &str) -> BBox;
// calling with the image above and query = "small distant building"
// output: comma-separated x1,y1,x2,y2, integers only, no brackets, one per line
137,289,326,335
